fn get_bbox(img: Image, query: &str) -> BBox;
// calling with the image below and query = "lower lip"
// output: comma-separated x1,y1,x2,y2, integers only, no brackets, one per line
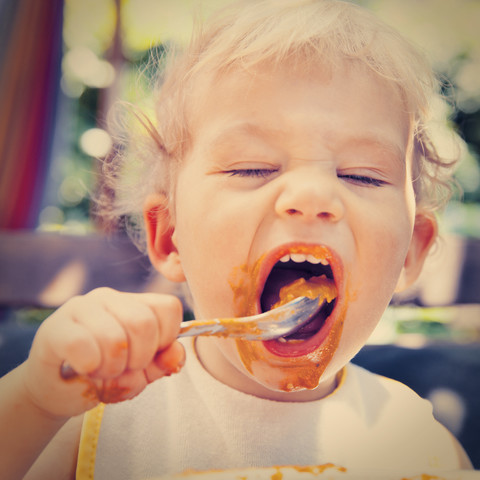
262,307,337,357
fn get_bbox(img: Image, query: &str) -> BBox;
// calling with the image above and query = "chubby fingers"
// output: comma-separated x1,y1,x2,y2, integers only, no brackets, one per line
144,340,186,384
35,312,102,376
44,288,184,379
112,291,184,372
65,292,130,378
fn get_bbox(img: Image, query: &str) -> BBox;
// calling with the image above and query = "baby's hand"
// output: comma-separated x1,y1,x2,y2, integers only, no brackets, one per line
23,288,185,418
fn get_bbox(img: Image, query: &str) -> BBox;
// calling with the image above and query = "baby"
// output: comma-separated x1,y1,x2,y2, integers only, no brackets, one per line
0,0,473,478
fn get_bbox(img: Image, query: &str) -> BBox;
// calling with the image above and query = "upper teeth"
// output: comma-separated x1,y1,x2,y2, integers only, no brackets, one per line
279,253,328,265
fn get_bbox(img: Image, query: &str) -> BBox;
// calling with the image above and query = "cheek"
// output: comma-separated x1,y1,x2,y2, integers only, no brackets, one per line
343,206,414,336
372,227,410,272
345,206,414,338
173,196,254,318
361,201,414,276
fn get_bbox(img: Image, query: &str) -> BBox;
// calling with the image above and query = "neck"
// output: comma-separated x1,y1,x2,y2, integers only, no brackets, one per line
194,337,343,402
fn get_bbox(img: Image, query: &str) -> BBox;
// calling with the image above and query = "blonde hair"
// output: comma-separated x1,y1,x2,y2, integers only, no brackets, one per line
100,0,459,248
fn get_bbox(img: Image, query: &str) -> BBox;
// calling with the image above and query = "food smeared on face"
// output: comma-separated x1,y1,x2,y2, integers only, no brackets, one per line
228,245,347,393
260,247,339,347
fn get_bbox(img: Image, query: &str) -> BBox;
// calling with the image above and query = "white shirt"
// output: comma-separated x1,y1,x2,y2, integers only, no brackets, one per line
77,339,461,479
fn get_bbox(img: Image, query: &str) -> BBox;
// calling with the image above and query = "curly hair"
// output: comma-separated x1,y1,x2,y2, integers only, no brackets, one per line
98,0,460,250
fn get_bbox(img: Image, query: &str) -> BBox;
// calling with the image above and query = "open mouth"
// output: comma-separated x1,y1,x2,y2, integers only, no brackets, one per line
260,250,338,351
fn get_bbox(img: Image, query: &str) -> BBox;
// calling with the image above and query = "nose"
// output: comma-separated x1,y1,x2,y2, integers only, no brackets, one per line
274,168,345,223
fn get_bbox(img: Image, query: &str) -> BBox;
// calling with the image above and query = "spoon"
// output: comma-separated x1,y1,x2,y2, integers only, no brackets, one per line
60,296,322,379
178,295,322,341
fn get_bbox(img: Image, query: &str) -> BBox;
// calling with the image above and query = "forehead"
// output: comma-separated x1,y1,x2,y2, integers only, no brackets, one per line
186,59,411,164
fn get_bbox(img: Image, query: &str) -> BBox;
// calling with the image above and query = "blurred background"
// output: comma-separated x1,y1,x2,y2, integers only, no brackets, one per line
0,0,479,468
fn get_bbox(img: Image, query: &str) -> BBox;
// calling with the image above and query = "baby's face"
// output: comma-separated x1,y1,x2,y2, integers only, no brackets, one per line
168,60,424,399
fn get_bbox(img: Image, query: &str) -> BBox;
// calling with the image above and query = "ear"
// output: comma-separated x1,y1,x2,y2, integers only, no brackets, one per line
395,211,438,292
143,193,186,283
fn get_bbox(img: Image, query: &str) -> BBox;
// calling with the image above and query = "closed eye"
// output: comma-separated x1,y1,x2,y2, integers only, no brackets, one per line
225,168,279,178
338,174,386,187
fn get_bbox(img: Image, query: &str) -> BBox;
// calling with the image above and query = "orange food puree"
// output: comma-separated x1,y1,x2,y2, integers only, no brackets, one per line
228,251,347,392
272,276,337,309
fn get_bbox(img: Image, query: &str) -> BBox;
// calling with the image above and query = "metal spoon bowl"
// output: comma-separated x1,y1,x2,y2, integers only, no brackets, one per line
179,296,323,341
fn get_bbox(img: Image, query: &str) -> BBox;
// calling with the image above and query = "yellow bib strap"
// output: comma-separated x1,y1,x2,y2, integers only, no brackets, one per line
76,403,105,480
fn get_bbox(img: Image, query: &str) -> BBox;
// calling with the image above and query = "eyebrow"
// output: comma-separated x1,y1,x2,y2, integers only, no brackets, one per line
206,121,406,164
342,135,406,165
206,122,278,152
